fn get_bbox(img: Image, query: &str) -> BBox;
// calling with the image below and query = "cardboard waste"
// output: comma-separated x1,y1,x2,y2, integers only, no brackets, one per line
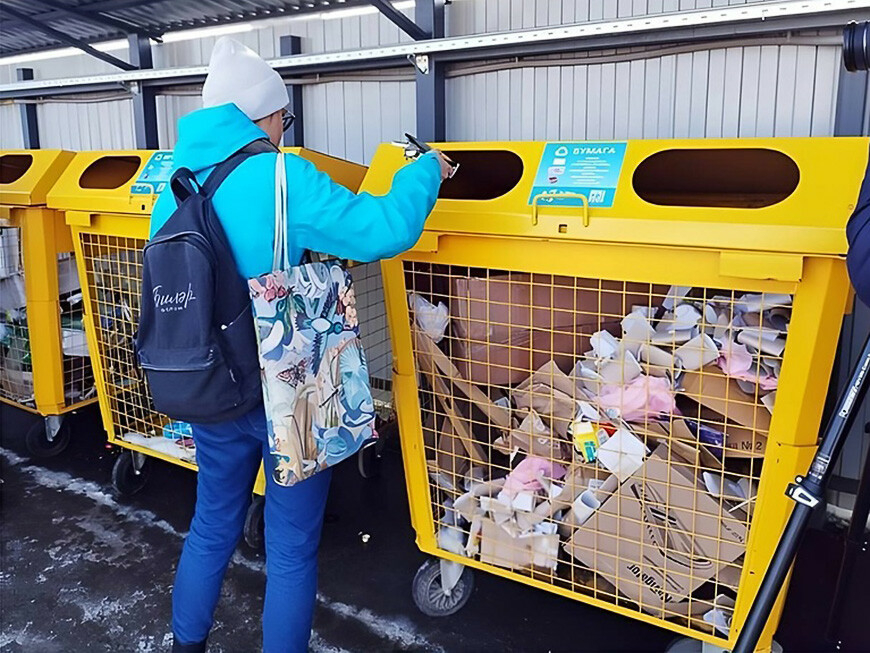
412,279,785,622
451,274,653,385
564,444,748,617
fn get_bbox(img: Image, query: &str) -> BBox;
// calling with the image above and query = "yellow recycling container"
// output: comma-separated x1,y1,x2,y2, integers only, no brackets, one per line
0,149,99,457
366,138,866,651
47,148,377,545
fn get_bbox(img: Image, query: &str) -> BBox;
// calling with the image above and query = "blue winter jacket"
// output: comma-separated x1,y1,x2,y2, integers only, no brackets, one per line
847,142,870,307
150,103,441,278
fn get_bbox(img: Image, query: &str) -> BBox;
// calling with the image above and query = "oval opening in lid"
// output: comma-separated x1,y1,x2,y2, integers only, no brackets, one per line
632,148,799,208
79,155,141,190
437,150,524,200
0,154,34,185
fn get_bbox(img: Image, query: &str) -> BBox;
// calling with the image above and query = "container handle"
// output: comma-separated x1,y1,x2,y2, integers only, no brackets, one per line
530,192,590,227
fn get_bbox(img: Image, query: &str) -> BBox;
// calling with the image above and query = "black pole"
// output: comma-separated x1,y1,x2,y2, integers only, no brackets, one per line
128,33,158,149
280,35,304,148
825,429,870,645
415,0,445,143
733,335,870,653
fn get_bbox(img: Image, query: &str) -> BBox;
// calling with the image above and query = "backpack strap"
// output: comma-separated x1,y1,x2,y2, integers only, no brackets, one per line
169,167,201,206
201,138,279,198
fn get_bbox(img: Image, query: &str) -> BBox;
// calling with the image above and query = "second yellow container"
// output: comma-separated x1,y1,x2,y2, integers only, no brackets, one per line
48,147,372,546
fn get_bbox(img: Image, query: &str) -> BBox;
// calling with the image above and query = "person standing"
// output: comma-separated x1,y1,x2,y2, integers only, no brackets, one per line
149,37,453,653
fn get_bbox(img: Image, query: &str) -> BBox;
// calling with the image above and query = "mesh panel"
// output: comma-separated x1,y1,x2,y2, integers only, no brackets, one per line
406,263,790,639
354,261,393,420
79,235,397,463
80,233,196,464
59,252,96,405
0,226,32,404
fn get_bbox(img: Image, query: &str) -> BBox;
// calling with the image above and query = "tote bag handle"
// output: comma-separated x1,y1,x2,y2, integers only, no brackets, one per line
272,152,291,272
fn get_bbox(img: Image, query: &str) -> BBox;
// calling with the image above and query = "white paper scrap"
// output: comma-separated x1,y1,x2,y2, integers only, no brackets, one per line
597,428,648,482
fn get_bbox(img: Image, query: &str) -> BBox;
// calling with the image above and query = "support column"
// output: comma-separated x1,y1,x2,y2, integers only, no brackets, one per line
128,33,158,149
280,35,304,147
16,69,39,149
414,0,445,142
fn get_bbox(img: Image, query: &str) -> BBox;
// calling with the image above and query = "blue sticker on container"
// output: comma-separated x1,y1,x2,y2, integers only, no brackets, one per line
131,151,174,195
529,142,627,208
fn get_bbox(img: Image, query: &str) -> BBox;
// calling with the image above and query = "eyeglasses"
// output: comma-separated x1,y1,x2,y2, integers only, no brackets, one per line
282,110,296,132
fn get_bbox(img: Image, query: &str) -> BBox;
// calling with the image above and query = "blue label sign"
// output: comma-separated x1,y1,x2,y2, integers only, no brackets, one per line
529,142,627,208
131,151,174,195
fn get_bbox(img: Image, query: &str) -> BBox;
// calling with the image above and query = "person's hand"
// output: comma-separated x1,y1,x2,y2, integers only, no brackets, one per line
433,150,455,181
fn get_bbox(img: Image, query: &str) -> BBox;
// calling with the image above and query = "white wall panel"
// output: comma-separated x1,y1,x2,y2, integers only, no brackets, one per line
34,99,135,150
1,105,24,149
446,45,842,141
299,80,414,165
447,0,788,35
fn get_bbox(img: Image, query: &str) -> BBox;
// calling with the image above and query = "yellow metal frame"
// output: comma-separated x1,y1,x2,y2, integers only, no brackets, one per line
50,147,367,496
0,149,97,417
366,137,865,652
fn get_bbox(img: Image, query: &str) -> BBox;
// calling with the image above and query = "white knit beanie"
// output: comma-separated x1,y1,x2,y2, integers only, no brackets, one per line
202,37,289,121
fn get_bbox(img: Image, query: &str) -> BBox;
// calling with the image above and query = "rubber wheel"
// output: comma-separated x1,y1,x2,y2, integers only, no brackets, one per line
111,450,150,496
244,495,265,551
25,419,71,458
357,438,382,479
412,557,474,617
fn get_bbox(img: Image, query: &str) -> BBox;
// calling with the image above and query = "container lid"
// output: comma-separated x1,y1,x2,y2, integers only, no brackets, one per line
0,150,74,206
47,147,368,215
47,150,166,215
362,137,870,257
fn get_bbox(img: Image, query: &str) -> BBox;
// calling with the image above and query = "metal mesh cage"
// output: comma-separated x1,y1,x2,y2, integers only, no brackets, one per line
0,226,32,404
59,252,96,405
80,232,196,464
0,225,95,410
78,233,398,465
405,263,788,639
354,260,394,421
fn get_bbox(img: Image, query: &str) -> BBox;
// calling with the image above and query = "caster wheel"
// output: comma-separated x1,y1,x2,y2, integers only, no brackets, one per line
412,557,474,617
357,437,382,479
244,495,265,551
112,451,150,496
25,419,71,458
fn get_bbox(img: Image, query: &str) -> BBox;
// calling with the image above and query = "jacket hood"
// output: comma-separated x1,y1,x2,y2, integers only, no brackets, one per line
173,103,269,172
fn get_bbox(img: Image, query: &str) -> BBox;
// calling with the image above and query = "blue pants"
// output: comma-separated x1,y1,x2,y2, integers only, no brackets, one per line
172,405,332,652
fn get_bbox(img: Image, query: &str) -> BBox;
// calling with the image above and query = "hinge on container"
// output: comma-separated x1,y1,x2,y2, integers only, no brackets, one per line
65,211,94,227
719,251,803,282
410,232,440,252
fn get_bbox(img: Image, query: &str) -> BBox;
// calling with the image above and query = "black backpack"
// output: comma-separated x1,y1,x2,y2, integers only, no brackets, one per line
135,139,277,424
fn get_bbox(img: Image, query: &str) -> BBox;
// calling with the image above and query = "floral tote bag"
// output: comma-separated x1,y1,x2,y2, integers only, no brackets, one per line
248,153,376,486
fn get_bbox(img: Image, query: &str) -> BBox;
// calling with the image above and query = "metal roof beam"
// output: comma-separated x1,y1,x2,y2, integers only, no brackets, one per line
0,4,138,70
369,0,429,40
30,0,164,41
0,0,148,34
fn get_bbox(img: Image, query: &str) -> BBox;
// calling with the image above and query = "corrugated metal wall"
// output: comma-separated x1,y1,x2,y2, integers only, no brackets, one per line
0,105,24,149
448,0,794,34
0,0,822,155
1,0,868,511
448,44,841,140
